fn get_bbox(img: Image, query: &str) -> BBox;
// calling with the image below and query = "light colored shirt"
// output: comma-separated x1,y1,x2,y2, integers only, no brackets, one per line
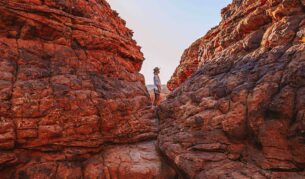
153,75,161,90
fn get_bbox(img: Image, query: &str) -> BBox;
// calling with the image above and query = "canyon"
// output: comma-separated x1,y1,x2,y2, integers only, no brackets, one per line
0,0,304,178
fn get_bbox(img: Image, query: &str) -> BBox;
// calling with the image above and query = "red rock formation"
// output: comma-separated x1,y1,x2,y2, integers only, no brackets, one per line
167,39,201,91
0,0,176,178
168,0,305,92
160,0,305,178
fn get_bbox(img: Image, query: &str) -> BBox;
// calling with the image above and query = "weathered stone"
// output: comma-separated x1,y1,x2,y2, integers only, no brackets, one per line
0,0,174,178
160,0,305,178
84,142,176,179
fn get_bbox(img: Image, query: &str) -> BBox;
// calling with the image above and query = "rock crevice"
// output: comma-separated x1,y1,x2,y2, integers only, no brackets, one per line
1,0,305,178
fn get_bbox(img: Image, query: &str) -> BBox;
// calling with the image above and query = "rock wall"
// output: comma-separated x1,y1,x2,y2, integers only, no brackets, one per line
168,0,305,92
160,0,305,178
167,39,201,91
0,0,176,178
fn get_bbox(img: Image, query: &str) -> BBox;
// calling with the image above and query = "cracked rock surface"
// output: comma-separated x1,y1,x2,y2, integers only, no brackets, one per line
161,0,305,178
0,0,176,178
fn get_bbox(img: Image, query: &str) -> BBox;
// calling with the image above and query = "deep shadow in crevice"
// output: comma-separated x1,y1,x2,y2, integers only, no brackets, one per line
264,108,282,120
155,144,189,179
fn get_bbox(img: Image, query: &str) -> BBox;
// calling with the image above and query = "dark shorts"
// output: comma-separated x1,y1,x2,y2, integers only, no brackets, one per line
154,89,160,95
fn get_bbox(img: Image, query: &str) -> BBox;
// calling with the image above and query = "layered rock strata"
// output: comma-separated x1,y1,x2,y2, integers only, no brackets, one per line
161,0,305,178
0,0,175,178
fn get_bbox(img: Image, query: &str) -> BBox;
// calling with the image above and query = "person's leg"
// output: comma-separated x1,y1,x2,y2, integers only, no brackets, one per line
153,93,160,106
156,93,160,106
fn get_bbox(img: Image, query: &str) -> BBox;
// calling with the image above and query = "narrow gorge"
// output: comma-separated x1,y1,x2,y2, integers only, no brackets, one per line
0,0,304,178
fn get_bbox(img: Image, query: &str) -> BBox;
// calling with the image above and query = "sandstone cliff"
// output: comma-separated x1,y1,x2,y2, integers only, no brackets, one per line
0,0,175,178
160,0,305,178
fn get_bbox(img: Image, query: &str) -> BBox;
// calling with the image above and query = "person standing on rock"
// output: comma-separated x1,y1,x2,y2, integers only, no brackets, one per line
153,67,161,106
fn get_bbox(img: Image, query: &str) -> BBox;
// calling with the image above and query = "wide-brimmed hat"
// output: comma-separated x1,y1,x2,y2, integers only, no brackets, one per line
153,67,160,72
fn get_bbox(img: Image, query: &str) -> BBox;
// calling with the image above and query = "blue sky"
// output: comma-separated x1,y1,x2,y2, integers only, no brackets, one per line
108,0,232,84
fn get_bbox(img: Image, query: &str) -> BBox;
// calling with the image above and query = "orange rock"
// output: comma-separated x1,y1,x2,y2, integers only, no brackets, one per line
161,0,305,178
0,0,174,178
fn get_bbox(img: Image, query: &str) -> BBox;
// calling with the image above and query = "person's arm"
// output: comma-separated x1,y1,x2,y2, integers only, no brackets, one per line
154,76,157,88
157,77,161,92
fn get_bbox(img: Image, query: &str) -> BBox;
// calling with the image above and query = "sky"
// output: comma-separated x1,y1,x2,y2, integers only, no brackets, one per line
108,0,232,84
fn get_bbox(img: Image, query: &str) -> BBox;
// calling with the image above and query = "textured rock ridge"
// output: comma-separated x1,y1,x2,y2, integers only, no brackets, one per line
168,0,305,91
160,0,305,178
0,0,175,178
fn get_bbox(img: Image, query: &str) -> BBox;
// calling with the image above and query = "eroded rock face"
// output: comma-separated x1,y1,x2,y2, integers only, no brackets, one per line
1,141,176,179
168,0,305,91
84,141,176,179
160,0,305,178
0,0,172,178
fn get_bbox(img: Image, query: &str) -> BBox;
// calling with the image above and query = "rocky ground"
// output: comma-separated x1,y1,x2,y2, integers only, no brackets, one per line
0,0,304,178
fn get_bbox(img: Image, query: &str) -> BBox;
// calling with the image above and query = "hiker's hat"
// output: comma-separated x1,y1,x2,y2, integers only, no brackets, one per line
154,67,160,72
